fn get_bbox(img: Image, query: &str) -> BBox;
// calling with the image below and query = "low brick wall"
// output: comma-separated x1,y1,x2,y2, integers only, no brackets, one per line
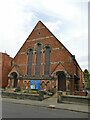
2,91,44,101
57,91,90,105
74,91,87,96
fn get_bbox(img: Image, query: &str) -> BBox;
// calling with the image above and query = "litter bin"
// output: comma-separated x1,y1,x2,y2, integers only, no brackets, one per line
39,90,44,101
57,91,62,103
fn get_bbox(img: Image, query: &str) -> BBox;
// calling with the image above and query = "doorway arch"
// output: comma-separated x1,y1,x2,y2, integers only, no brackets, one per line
56,71,66,91
46,81,50,92
10,72,18,88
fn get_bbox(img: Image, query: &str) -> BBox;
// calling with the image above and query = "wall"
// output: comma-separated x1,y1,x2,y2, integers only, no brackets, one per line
1,53,12,88
0,53,2,87
57,91,89,105
11,21,73,76
2,90,44,101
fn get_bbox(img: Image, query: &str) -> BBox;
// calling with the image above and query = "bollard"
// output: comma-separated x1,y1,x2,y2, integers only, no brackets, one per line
57,91,62,103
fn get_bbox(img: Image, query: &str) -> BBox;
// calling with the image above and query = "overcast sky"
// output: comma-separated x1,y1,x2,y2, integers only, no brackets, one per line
0,0,89,71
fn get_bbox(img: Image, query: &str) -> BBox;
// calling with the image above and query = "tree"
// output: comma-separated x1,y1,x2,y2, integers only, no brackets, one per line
83,69,90,90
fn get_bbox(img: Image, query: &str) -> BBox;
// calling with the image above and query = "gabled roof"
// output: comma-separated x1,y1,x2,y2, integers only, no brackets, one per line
12,21,73,60
8,64,22,77
12,20,82,71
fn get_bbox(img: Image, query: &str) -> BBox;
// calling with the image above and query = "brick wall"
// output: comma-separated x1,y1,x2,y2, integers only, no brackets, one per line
0,53,12,88
11,21,74,76
0,53,2,87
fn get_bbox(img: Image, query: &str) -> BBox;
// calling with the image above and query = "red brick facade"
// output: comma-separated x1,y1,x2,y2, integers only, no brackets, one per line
0,52,12,88
7,21,83,94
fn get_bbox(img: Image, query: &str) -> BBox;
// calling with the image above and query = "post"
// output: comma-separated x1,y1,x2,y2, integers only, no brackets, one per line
57,91,62,103
39,90,44,101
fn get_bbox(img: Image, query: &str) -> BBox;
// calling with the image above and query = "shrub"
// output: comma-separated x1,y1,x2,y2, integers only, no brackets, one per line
14,87,21,92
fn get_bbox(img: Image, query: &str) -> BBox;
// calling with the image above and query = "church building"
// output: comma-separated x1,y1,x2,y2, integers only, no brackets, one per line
7,21,83,95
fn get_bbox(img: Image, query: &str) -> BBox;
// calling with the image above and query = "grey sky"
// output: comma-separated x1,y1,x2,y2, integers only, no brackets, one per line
0,0,88,71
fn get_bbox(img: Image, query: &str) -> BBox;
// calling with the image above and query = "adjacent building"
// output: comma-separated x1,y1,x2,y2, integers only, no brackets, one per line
0,52,12,88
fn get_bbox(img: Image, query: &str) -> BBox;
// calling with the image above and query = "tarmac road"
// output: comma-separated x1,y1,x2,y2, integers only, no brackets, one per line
2,101,88,118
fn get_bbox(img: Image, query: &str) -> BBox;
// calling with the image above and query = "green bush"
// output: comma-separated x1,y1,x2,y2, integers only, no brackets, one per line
14,87,21,92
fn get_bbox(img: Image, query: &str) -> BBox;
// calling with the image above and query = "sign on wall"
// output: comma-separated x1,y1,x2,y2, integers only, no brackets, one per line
30,80,40,90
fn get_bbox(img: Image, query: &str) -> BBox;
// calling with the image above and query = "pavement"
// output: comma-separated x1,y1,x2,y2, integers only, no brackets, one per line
1,96,89,113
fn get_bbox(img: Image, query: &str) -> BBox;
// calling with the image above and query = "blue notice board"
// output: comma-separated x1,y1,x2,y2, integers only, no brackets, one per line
30,80,40,90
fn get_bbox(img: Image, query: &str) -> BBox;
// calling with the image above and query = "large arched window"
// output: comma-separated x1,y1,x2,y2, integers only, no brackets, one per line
35,43,42,76
27,49,33,76
44,46,51,75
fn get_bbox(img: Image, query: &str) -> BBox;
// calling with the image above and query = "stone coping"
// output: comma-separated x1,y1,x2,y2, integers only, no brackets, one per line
63,95,89,99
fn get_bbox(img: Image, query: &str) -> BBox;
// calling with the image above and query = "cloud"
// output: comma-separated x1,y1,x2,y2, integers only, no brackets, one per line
77,56,88,71
0,0,37,56
45,21,63,33
0,0,88,71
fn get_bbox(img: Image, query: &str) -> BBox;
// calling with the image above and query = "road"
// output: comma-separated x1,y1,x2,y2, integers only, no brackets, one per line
2,101,88,118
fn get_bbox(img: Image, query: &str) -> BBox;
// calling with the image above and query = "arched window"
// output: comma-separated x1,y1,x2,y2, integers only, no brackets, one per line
35,43,42,75
44,46,51,75
27,49,33,76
